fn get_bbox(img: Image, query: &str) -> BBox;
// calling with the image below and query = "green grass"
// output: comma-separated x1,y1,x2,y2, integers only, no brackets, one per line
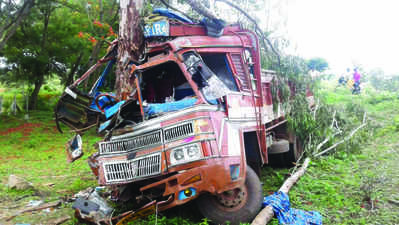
0,111,101,224
1,81,399,224
257,82,399,224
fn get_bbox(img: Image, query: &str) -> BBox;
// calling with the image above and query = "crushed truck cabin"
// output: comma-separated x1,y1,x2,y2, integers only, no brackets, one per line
54,11,314,225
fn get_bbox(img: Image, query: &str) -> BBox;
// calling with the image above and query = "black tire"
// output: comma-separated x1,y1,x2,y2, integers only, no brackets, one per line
196,166,263,225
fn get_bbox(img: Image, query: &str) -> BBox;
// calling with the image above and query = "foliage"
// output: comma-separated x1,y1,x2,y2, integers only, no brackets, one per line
367,68,399,92
306,57,328,72
0,0,119,109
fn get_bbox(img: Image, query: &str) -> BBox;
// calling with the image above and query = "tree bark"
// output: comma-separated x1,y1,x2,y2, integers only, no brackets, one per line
251,158,311,225
28,0,51,110
65,52,84,87
115,0,144,99
29,75,44,110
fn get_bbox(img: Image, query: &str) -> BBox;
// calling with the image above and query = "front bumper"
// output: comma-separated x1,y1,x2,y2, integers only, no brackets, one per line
139,157,245,210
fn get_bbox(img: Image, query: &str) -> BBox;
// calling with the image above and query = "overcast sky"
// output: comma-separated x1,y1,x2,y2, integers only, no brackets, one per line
285,0,399,74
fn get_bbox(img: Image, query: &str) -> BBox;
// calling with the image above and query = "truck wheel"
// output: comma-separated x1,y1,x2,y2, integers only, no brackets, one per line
196,166,263,225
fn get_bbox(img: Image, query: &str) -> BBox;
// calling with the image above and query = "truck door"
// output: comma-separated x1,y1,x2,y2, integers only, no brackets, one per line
227,51,268,163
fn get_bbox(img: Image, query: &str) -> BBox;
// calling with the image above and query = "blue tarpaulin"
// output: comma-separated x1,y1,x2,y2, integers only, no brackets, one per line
263,191,322,225
145,98,197,116
153,8,193,24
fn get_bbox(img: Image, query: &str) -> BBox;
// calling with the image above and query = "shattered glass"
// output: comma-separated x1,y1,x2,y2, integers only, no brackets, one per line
202,75,230,101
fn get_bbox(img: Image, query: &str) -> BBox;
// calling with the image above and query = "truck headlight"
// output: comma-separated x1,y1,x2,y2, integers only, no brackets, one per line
173,149,185,161
169,143,202,165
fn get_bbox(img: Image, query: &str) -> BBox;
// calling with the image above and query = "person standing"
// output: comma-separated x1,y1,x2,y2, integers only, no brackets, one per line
352,68,361,94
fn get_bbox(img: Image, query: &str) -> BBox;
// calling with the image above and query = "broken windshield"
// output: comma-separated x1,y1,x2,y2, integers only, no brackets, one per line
183,52,230,103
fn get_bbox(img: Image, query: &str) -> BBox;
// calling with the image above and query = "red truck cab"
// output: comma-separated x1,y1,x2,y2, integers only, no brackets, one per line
55,20,312,225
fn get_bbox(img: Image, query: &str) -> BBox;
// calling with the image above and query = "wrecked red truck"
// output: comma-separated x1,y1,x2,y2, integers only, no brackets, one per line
55,14,314,225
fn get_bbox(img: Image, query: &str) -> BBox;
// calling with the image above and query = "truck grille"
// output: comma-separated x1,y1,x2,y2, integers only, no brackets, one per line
99,130,162,155
164,122,194,142
103,153,161,183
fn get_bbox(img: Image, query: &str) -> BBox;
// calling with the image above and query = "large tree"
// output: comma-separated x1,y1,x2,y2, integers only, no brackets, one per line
307,57,329,72
0,0,35,51
1,0,119,109
1,0,88,109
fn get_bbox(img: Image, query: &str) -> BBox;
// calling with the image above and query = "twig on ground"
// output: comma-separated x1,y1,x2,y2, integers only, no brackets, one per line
313,98,319,119
4,200,61,221
330,110,336,129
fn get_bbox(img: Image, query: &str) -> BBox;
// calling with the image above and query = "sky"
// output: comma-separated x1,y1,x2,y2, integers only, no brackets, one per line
284,0,399,75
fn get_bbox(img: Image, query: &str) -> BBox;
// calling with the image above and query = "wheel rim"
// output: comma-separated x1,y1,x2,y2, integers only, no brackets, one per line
214,186,248,211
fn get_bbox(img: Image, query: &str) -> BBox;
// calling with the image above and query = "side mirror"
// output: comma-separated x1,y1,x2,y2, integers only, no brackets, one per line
66,134,83,163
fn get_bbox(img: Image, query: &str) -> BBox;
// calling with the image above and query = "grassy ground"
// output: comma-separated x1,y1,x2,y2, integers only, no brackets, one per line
272,84,399,224
0,82,398,224
0,111,101,224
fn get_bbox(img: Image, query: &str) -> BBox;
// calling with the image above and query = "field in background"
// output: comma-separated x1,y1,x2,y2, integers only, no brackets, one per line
0,80,398,224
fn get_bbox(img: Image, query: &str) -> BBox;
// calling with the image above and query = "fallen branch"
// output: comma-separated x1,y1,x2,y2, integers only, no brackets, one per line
312,98,319,119
4,200,61,221
251,158,310,225
314,113,367,157
330,110,336,129
315,131,341,152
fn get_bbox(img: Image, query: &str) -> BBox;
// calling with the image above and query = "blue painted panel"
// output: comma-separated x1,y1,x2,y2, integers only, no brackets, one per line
144,20,169,37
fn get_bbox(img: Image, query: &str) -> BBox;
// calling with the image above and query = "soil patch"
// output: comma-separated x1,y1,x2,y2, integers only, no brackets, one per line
0,123,42,136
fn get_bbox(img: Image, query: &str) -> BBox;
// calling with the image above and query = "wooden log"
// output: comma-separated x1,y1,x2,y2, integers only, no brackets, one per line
251,158,310,225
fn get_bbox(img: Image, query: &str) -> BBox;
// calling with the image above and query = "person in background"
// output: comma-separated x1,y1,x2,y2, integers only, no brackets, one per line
352,68,361,94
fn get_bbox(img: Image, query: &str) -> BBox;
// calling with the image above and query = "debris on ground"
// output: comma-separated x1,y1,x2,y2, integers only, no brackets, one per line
73,187,94,200
27,200,43,207
7,174,33,190
263,191,322,225
4,200,61,221
72,189,113,225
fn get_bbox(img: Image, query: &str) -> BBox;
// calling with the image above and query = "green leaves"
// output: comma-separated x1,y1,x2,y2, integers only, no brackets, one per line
306,57,329,72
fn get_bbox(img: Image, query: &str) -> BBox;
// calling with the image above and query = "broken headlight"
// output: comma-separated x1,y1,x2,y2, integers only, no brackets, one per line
169,143,202,166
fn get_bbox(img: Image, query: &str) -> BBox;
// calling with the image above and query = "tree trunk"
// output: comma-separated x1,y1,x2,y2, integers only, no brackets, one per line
0,0,35,51
28,1,51,110
65,52,84,87
29,76,44,110
115,0,144,99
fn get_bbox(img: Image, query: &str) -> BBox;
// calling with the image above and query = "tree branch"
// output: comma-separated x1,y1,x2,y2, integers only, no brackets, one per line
184,0,217,20
314,112,367,157
0,0,35,51
160,0,194,22
215,0,281,65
